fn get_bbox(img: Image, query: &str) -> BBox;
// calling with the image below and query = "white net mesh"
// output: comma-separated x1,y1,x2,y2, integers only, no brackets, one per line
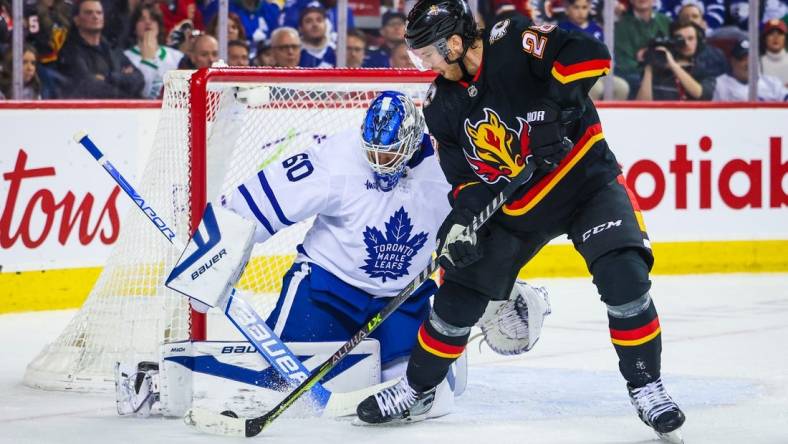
24,68,432,392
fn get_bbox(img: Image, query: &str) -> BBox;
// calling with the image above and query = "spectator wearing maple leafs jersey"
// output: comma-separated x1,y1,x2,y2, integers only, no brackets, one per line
558,0,604,40
660,0,727,31
726,0,787,31
297,4,335,67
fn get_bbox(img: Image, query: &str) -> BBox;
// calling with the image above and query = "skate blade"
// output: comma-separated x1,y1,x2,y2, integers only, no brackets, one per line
657,429,684,444
351,417,407,427
351,413,429,427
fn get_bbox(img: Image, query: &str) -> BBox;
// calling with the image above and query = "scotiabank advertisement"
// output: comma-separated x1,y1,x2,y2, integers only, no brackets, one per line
0,103,786,309
602,106,788,242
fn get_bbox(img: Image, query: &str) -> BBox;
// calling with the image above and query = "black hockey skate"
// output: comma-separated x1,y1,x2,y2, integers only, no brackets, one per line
356,377,436,424
628,378,686,443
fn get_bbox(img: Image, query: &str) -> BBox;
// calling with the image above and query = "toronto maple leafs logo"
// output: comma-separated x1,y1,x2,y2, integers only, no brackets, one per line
360,207,428,282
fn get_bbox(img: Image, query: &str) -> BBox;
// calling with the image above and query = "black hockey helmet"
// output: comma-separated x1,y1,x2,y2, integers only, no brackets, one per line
404,0,478,50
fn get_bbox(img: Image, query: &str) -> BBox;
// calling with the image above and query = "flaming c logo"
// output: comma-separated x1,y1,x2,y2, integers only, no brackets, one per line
464,108,531,184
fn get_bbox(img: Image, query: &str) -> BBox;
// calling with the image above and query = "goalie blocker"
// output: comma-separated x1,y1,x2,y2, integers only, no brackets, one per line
166,203,256,312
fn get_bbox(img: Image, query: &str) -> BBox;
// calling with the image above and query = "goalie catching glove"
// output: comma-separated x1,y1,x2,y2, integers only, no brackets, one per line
477,280,552,355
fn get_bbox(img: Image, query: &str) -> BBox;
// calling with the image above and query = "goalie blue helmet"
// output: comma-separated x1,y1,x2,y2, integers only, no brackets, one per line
361,91,426,192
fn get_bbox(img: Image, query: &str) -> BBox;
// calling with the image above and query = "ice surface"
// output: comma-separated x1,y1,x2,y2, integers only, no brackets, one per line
2,274,787,444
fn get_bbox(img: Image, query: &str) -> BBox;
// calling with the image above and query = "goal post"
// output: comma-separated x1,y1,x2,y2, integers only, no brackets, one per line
23,68,435,392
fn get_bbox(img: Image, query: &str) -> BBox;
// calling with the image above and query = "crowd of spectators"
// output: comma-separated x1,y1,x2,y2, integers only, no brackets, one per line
0,0,785,100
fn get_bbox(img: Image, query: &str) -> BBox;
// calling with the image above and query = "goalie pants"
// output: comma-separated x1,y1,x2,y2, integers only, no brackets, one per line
266,262,435,368
407,176,662,390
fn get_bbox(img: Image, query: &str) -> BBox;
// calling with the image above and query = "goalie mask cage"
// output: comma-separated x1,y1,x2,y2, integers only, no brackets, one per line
24,68,434,392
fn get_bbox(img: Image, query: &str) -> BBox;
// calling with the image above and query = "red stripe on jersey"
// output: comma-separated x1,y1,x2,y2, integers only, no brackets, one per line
552,59,612,77
503,123,603,215
617,175,642,212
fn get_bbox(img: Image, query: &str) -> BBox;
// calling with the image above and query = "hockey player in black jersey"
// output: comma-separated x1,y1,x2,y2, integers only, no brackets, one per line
356,0,686,442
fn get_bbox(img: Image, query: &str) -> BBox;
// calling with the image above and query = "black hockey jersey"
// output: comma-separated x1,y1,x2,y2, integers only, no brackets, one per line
425,14,622,231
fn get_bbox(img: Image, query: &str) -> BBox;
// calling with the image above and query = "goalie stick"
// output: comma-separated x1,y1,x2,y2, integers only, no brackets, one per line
73,131,342,411
190,155,541,437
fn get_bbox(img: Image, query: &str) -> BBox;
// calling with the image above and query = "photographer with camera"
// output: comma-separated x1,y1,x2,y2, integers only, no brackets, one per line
636,19,719,101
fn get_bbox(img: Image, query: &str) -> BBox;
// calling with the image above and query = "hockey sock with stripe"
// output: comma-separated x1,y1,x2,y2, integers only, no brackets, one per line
609,300,662,388
406,319,469,392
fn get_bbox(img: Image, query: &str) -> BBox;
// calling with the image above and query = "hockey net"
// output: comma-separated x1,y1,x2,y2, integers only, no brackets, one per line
24,68,434,392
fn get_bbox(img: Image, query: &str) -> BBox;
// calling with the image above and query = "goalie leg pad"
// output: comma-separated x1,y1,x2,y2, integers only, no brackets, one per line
158,340,382,417
381,356,408,383
425,375,456,420
447,350,467,396
478,279,552,356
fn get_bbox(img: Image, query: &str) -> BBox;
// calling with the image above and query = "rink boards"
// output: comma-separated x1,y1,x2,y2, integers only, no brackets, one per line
1,102,787,313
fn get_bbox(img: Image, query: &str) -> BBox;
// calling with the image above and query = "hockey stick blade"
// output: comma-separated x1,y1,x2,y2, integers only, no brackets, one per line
184,378,400,437
73,131,332,409
184,408,246,437
237,160,540,437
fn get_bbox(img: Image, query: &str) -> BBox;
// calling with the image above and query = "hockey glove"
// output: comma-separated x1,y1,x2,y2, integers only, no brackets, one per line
437,208,483,271
477,280,552,355
527,101,574,171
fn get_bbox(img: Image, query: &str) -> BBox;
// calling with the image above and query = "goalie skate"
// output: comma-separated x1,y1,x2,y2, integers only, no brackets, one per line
628,378,685,443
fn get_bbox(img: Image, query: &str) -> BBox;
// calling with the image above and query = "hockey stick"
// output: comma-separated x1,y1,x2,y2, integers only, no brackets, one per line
192,159,540,437
184,377,400,435
73,131,338,409
257,128,298,171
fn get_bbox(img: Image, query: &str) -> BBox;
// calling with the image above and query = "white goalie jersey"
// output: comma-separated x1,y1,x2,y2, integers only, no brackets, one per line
224,128,452,297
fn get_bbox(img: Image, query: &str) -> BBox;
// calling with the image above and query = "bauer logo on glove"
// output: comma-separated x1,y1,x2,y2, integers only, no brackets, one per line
165,203,256,312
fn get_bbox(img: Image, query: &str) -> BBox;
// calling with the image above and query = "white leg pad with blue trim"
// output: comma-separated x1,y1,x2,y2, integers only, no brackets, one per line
157,340,382,417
